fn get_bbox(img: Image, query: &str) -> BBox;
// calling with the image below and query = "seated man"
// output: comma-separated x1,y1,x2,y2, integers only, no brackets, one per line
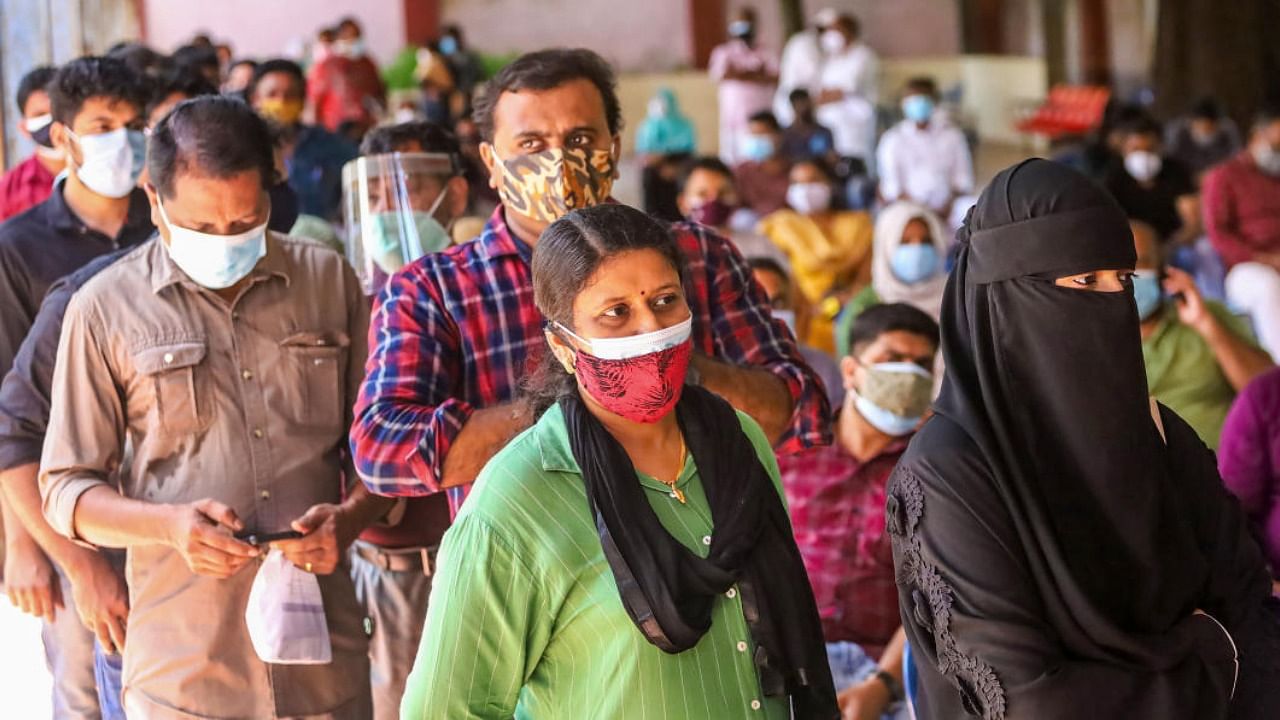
780,302,939,720
1204,103,1280,360
1165,97,1241,183
677,155,785,267
1104,115,1200,246
875,76,973,229
39,96,388,719
781,89,837,164
1133,220,1272,449
732,110,792,217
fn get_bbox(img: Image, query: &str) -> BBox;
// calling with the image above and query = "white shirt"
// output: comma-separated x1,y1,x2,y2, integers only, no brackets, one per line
772,31,823,125
876,116,974,213
814,42,880,159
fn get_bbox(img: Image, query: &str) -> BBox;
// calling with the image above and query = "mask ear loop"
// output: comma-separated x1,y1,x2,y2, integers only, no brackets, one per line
545,322,584,374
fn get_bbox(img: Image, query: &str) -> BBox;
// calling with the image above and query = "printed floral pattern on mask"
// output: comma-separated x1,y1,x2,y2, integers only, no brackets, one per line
497,147,616,224
575,341,692,423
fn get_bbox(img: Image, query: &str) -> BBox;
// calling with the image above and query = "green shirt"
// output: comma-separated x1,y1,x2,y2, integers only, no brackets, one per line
402,404,792,720
1142,301,1256,449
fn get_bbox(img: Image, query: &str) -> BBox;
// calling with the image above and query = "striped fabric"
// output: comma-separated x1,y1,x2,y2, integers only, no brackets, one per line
401,404,793,719
349,204,833,517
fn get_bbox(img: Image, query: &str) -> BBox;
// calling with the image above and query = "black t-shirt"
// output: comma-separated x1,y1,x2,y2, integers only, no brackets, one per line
1103,156,1196,240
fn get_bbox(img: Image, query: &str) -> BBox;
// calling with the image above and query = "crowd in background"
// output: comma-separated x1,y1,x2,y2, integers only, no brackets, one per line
0,5,1279,720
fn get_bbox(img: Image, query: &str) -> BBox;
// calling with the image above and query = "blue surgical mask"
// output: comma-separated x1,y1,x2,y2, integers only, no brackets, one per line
158,196,269,289
439,36,458,55
902,94,935,124
890,243,940,284
739,134,775,163
1132,269,1163,320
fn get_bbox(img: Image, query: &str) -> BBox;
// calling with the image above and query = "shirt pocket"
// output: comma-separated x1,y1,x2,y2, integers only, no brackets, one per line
279,330,350,434
132,341,211,436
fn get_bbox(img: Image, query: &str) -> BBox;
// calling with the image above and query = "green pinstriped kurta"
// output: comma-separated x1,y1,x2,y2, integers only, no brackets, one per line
401,403,793,719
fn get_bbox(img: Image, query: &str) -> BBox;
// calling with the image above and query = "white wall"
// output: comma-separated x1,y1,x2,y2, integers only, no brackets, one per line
441,0,693,72
144,0,407,65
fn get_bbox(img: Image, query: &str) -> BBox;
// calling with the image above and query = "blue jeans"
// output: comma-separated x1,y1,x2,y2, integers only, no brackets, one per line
826,641,911,720
93,642,125,720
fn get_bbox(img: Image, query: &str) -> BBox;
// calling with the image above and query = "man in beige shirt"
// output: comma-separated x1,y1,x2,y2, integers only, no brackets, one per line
40,96,386,718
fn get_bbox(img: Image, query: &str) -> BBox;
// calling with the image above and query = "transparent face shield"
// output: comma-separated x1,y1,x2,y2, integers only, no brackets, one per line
342,152,459,294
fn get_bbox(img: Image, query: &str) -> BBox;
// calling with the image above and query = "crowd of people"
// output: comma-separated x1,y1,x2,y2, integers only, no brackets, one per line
0,7,1278,720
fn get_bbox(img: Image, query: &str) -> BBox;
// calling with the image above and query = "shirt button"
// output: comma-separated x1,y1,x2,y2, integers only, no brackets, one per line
260,490,270,500
726,588,737,599
702,535,711,546
253,428,264,439
751,699,761,710
736,641,748,652
163,352,174,364
242,369,253,380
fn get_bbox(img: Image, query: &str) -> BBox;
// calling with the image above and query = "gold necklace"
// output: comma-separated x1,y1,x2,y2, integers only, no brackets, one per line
659,435,687,504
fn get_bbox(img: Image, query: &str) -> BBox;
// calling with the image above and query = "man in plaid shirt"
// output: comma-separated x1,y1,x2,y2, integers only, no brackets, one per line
779,303,940,719
350,48,831,515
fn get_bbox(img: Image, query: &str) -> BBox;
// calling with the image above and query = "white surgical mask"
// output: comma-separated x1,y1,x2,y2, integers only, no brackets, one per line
68,127,146,198
556,316,693,360
1124,150,1163,183
158,195,269,289
820,29,846,53
786,182,832,214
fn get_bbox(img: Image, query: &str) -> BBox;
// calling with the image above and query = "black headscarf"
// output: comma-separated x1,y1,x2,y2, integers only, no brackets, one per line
560,385,839,718
935,159,1210,645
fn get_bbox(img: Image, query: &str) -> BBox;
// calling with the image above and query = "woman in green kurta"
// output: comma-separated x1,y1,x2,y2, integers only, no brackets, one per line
402,204,837,719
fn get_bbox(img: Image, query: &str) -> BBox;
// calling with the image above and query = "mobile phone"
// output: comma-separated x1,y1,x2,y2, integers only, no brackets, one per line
235,529,303,546
1158,267,1187,305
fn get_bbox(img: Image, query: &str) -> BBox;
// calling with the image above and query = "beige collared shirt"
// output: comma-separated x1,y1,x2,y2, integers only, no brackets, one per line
40,232,372,719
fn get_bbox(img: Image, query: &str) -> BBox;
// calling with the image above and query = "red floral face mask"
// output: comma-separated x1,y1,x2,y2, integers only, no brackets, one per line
558,318,693,423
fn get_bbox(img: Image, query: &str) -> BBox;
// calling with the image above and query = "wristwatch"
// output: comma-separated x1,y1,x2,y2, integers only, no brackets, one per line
873,669,905,703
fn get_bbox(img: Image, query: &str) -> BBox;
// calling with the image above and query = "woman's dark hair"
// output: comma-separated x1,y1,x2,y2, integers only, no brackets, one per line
248,59,306,100
847,302,940,358
47,56,150,126
473,48,622,142
148,95,277,199
676,155,733,194
523,204,686,414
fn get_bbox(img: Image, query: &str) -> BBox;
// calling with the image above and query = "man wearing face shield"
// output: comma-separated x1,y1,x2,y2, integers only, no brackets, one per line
342,121,467,719
0,56,153,720
352,48,830,523
344,122,468,295
39,96,388,719
0,66,65,221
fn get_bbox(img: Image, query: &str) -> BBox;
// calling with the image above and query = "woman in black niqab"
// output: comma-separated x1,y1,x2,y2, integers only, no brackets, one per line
887,158,1280,719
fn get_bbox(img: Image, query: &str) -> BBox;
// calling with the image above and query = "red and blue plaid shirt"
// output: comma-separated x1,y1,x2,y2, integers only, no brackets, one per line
350,204,832,515
780,437,909,658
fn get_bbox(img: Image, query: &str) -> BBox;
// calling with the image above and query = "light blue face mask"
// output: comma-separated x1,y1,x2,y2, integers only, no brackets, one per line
362,188,452,274
902,94,935,124
1132,269,1163,320
739,134,776,163
890,243,940,284
439,36,458,55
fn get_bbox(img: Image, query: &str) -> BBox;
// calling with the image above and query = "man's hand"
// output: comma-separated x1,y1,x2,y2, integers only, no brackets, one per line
65,553,129,655
837,677,891,720
3,536,60,622
1163,266,1212,333
270,504,353,576
165,499,257,579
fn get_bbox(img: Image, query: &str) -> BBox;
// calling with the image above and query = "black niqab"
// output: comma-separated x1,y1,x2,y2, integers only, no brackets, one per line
935,158,1208,643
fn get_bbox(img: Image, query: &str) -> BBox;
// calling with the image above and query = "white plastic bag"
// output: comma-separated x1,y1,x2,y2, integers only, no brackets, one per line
245,549,332,664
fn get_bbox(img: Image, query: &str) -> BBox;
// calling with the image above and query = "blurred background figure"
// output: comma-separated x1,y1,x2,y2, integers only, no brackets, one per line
636,87,696,221
749,256,844,410
221,58,257,98
0,66,63,221
877,76,974,229
772,7,836,127
813,13,878,175
437,25,483,111
1102,114,1200,247
781,88,837,166
709,6,777,165
1166,97,1242,183
676,155,783,266
308,17,386,139
733,110,791,217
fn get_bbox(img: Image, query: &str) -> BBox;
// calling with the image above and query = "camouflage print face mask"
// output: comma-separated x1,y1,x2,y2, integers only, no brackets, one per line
493,146,617,224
